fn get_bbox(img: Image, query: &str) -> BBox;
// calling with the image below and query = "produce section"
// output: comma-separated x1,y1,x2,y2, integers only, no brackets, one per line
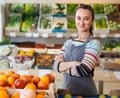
1,0,120,97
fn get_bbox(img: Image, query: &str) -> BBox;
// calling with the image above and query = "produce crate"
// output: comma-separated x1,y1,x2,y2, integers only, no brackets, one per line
107,17,120,32
7,83,55,98
5,13,22,31
109,89,120,96
104,4,119,17
38,16,53,33
57,89,120,98
40,4,52,15
93,16,110,33
34,53,55,69
92,4,106,16
52,16,67,33
100,59,120,71
52,4,67,15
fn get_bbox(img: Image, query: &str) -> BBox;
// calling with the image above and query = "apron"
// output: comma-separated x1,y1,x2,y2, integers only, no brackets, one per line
62,35,98,96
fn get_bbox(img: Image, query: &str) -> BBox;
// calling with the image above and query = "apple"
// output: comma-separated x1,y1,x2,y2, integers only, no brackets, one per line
99,94,106,98
14,79,26,89
111,95,119,98
64,93,72,98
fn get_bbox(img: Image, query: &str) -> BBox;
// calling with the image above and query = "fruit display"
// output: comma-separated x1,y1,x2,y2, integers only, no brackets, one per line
13,49,35,69
35,53,55,67
102,40,120,51
0,71,55,98
95,17,108,29
39,16,52,29
20,16,38,32
9,4,24,13
40,4,52,15
108,19,120,31
58,93,120,98
104,4,119,16
92,4,105,14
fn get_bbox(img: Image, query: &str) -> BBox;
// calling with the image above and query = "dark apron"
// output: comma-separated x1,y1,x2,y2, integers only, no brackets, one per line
62,35,98,96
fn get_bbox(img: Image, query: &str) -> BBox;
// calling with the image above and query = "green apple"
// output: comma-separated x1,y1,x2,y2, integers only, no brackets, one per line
64,93,72,98
99,94,106,98
111,95,119,98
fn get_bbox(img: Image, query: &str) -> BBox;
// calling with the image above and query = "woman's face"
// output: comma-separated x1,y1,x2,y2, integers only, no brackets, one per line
75,8,93,33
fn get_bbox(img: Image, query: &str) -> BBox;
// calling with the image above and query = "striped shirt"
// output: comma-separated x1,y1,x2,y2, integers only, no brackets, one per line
61,39,101,77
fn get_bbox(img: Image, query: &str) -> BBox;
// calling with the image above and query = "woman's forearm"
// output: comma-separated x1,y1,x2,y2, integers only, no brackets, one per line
59,61,80,72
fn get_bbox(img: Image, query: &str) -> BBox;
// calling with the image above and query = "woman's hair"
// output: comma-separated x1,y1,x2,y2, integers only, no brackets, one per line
75,4,94,35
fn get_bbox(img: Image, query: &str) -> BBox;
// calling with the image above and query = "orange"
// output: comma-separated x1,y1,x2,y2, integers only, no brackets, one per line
46,73,55,83
24,83,36,92
0,79,7,86
32,76,40,85
0,74,8,81
0,72,5,75
0,86,9,98
36,94,45,98
0,86,7,91
28,75,34,79
11,92,20,98
6,71,15,77
37,91,47,95
41,75,50,84
24,78,33,84
7,76,15,86
38,80,49,90
11,73,20,80
20,75,28,80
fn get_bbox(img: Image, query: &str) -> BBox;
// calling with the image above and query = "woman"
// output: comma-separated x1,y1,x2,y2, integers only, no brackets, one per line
52,4,101,96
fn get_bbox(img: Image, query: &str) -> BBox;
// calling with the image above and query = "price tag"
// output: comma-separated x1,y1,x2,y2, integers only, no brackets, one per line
42,33,48,38
100,34,107,38
9,32,16,37
17,70,29,75
56,33,63,38
114,34,120,38
71,33,77,37
25,32,32,37
33,33,39,38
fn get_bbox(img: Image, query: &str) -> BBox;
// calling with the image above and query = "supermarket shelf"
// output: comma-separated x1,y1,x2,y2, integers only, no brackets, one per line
5,29,120,38
3,0,120,4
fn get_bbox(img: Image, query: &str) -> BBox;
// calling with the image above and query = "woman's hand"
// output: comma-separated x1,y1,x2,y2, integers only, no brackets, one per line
54,54,64,62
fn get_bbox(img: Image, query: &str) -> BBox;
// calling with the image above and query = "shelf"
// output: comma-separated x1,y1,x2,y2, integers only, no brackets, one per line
5,29,120,38
3,0,120,4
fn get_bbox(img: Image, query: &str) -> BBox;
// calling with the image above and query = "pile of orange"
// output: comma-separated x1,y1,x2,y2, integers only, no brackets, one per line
0,71,55,98
0,86,9,98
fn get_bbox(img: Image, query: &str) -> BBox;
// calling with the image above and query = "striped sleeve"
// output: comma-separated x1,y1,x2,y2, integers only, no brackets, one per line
71,39,101,77
52,40,72,72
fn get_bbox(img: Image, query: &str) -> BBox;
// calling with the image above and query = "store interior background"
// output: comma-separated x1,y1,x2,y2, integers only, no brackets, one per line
0,0,120,95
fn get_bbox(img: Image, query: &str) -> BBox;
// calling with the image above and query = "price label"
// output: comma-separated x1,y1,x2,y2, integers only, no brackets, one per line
100,34,107,38
9,32,16,37
42,33,48,38
33,33,39,38
25,32,32,37
56,33,63,38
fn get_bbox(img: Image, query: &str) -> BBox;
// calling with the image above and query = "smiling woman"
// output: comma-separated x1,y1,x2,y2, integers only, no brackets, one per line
52,4,101,96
